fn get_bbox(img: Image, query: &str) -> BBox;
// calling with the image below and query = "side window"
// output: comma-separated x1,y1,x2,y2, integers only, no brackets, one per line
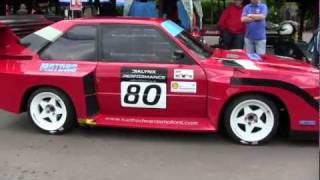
101,25,186,63
40,25,97,61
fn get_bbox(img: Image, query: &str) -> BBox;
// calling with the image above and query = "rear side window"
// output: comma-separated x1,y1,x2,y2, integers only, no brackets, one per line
101,25,180,63
40,25,97,61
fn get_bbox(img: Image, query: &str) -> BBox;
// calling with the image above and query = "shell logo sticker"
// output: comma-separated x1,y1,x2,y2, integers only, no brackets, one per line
170,81,197,93
171,82,180,89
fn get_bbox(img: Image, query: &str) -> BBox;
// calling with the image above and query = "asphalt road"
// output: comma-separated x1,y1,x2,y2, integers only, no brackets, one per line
0,110,318,180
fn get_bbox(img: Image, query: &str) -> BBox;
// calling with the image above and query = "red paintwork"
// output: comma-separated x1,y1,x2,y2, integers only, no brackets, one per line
0,18,318,133
0,22,26,55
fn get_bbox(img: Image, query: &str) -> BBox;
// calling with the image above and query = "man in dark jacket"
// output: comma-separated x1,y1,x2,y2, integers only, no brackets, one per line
218,0,246,50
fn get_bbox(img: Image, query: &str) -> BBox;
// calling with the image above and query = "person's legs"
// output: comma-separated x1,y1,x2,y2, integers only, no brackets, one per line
221,30,233,50
244,38,255,53
232,34,244,49
255,40,267,55
312,31,320,67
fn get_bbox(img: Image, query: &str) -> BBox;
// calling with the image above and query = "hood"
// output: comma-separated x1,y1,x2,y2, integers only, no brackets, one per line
212,49,318,73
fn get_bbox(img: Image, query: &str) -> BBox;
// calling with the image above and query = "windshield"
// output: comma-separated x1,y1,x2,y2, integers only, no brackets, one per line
176,31,212,59
161,20,212,59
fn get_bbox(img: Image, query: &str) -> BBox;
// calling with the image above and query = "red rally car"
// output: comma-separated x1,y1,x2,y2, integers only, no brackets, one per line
0,17,318,145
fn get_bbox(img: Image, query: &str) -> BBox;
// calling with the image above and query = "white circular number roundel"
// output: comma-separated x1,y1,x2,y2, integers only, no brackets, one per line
121,82,167,109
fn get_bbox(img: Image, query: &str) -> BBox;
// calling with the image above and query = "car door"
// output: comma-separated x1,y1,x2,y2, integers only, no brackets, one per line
95,24,207,119
38,24,99,118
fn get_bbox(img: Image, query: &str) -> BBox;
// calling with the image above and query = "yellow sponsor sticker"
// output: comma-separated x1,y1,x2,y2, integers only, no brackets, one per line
171,82,180,89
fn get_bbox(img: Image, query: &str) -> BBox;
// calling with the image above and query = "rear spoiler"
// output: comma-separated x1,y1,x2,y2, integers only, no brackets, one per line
0,23,31,58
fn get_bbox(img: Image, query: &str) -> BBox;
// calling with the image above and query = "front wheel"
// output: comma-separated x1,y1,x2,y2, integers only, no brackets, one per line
27,88,76,134
223,95,279,145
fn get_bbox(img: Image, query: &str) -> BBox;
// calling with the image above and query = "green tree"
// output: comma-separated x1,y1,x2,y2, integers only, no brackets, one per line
265,0,285,23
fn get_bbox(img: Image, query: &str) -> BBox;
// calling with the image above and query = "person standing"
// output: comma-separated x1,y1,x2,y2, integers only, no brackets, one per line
241,0,268,55
313,28,320,67
0,1,5,16
16,4,28,15
284,6,291,20
218,0,246,50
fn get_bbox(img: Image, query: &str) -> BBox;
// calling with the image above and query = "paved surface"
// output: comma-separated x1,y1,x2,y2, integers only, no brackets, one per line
0,110,318,180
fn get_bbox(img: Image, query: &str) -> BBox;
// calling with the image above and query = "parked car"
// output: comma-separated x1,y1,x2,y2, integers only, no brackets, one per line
0,18,318,145
266,21,319,65
303,28,320,67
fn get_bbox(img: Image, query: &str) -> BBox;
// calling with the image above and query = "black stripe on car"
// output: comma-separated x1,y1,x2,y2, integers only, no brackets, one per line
221,60,244,68
85,95,99,117
231,77,319,110
83,72,99,117
83,72,96,95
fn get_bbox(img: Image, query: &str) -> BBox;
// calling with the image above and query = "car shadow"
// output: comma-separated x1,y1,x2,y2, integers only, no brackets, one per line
1,112,318,147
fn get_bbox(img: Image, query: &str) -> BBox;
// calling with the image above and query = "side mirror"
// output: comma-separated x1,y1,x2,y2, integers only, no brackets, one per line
173,49,185,62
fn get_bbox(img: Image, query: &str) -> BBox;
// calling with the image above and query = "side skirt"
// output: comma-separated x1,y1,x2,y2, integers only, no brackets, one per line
80,114,216,132
290,131,318,140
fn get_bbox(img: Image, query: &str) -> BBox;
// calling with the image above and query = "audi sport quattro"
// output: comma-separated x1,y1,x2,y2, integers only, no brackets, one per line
0,18,318,145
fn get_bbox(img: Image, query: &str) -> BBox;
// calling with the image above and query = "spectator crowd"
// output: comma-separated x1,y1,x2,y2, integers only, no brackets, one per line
219,0,268,55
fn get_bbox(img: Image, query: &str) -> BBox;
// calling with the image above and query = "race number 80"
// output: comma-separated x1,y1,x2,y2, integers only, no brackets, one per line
121,82,167,109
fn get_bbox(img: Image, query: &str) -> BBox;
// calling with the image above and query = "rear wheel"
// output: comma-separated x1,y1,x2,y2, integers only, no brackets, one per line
27,88,76,134
224,95,279,145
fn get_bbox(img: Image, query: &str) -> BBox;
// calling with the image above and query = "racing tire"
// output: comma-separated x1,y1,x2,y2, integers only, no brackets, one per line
223,95,279,145
27,88,76,134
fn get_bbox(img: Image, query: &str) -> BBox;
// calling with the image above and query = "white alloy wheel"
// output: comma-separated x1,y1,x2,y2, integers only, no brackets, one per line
229,99,275,143
30,92,68,132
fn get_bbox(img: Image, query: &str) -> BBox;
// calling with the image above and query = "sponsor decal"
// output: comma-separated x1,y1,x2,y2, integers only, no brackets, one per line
40,63,78,72
299,120,317,126
161,20,184,37
171,81,197,93
34,26,63,42
121,68,167,109
174,69,194,80
105,117,199,126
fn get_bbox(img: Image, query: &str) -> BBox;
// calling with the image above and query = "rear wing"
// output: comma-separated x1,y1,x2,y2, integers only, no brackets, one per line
0,15,55,59
0,23,34,61
0,23,25,55
0,15,54,38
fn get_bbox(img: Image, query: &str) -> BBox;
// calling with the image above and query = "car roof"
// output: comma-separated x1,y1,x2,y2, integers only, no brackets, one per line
71,16,167,25
48,17,171,35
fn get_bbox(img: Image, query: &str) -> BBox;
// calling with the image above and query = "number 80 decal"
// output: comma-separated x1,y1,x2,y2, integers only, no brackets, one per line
121,82,167,109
